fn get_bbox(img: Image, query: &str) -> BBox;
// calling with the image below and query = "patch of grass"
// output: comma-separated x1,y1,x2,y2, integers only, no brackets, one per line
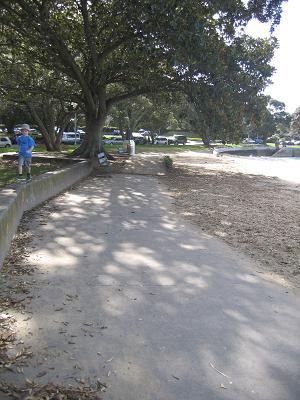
104,143,210,154
213,143,245,148
0,146,16,153
187,137,202,141
0,144,79,156
33,144,79,153
60,144,79,154
0,163,58,188
267,142,300,148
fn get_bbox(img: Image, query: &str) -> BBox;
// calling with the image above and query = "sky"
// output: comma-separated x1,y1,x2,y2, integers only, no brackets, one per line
246,0,300,114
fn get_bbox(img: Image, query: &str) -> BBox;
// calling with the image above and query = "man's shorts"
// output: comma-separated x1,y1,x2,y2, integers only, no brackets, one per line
18,154,32,170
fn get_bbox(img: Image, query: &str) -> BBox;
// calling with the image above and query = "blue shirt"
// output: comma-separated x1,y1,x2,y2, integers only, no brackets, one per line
17,135,36,157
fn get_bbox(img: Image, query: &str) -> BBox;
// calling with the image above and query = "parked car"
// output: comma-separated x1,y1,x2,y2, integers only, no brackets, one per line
61,132,81,144
279,139,293,146
167,136,177,145
254,138,264,144
103,135,123,144
154,136,169,145
173,134,187,144
243,138,256,144
132,132,146,144
0,136,12,148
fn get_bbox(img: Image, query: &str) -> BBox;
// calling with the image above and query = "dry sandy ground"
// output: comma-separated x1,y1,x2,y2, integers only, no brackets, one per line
163,152,300,290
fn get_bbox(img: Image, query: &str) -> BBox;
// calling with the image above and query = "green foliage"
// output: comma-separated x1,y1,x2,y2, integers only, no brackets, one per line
249,96,291,141
0,0,286,156
163,155,173,169
291,108,300,138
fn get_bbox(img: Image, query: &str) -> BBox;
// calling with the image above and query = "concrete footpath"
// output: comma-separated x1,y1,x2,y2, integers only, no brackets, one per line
2,172,300,400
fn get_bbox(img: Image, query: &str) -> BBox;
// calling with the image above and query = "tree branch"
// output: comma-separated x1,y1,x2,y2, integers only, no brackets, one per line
106,88,151,109
1,0,96,110
78,0,98,70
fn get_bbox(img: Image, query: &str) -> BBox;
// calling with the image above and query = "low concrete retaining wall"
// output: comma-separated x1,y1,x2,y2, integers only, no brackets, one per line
2,152,86,165
0,160,93,268
272,147,300,157
213,146,277,157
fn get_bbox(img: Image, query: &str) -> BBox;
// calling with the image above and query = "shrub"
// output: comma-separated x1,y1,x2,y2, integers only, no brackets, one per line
163,155,173,169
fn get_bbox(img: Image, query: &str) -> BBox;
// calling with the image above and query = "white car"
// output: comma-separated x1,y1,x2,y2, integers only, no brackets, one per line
243,138,256,144
61,132,81,144
103,136,123,144
154,136,168,145
0,136,12,148
291,139,300,145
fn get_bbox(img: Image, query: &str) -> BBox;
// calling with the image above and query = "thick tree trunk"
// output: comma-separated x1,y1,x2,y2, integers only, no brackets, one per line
202,125,211,147
150,132,155,144
27,103,57,151
27,102,73,152
6,122,15,137
125,129,132,140
72,111,105,158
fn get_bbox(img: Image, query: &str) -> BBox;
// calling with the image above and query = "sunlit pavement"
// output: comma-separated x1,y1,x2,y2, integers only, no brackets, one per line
5,173,300,400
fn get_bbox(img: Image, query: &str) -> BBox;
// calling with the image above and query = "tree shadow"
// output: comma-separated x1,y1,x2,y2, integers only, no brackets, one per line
1,173,300,400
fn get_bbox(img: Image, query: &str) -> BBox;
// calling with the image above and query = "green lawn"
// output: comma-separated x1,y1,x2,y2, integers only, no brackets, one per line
0,146,17,153
267,142,300,148
0,144,78,154
0,145,49,153
104,143,209,153
0,163,58,188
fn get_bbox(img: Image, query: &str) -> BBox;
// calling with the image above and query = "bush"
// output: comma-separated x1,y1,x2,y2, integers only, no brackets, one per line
163,155,173,169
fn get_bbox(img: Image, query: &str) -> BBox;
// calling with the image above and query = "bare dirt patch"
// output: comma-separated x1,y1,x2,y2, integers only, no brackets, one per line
164,157,300,289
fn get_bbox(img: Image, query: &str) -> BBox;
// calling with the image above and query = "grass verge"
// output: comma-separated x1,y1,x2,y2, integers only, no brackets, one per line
104,143,209,154
0,163,58,188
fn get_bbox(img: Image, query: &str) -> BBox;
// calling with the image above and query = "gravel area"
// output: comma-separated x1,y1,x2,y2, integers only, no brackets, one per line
164,153,300,289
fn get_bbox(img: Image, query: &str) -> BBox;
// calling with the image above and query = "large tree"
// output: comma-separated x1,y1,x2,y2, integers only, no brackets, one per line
290,107,300,138
0,101,31,136
184,33,278,145
0,0,286,157
0,42,79,150
249,97,291,142
109,96,153,139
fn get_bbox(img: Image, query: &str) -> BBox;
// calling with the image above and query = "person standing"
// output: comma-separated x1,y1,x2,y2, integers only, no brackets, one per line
16,124,36,182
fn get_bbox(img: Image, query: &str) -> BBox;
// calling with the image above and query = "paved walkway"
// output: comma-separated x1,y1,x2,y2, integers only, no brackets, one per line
2,171,300,400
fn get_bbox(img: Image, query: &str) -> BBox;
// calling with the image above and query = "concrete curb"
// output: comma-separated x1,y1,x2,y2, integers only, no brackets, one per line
213,146,276,157
272,147,300,157
0,160,93,268
2,152,86,164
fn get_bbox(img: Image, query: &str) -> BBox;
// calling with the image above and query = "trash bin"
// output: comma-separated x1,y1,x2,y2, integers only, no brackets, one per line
123,140,135,155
